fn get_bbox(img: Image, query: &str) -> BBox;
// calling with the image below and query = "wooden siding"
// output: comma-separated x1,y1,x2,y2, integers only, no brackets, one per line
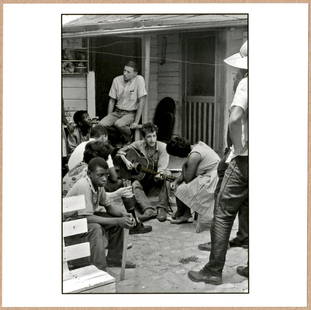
62,76,87,121
157,33,182,135
146,35,159,123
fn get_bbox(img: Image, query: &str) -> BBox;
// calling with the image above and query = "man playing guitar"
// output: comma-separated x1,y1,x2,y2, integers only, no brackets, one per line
117,122,170,222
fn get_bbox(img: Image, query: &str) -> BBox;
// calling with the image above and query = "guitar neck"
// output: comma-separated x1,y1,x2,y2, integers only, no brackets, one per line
140,167,175,181
140,167,158,175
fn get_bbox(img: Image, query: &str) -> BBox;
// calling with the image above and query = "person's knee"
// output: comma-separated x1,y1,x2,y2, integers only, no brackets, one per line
114,119,129,129
99,115,114,127
132,180,143,190
87,223,102,238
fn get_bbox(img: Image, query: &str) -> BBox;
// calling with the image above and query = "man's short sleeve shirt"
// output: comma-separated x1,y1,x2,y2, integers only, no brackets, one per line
229,76,248,158
109,75,147,111
66,176,107,216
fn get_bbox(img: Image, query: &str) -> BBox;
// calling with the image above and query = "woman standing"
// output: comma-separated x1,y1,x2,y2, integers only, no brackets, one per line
166,137,220,228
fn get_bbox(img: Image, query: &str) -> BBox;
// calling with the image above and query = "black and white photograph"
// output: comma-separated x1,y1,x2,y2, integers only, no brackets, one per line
3,3,308,307
61,14,249,294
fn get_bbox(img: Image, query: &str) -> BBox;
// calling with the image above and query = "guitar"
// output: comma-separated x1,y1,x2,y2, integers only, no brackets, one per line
114,148,176,182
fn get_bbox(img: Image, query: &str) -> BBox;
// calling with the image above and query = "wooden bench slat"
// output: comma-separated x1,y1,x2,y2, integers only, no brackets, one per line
63,265,116,293
63,218,88,237
63,242,90,261
63,195,86,213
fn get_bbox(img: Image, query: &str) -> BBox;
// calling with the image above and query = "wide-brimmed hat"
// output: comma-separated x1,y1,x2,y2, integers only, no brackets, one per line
224,41,248,69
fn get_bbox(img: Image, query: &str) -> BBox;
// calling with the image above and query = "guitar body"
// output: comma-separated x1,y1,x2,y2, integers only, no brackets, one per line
115,148,149,181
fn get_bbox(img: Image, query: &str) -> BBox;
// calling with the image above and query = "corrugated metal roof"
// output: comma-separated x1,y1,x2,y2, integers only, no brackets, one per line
62,14,247,38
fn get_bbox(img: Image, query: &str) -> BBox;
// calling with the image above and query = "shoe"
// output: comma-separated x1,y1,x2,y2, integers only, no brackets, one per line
157,208,167,222
171,209,184,220
170,216,193,224
229,238,248,249
129,223,152,234
236,265,249,278
107,259,136,268
138,209,157,222
188,267,222,285
198,242,229,252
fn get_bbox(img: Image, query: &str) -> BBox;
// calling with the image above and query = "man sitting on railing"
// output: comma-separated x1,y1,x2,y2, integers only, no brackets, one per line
99,60,146,145
66,157,136,271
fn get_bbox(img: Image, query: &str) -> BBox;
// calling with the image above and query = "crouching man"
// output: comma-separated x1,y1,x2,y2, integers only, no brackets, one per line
66,157,136,271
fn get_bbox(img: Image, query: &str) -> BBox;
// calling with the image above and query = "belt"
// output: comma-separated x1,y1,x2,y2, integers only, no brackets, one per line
115,107,136,113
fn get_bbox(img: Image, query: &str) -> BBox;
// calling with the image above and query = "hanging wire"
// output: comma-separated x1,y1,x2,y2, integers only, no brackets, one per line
89,50,226,67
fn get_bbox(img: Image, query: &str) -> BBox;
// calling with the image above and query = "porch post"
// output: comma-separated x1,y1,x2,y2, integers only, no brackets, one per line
142,35,151,123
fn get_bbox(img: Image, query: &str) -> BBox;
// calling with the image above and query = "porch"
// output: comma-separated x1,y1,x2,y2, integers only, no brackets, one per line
62,14,248,155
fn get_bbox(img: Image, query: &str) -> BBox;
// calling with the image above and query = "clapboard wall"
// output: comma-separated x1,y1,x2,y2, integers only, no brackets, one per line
146,33,182,135
63,76,87,114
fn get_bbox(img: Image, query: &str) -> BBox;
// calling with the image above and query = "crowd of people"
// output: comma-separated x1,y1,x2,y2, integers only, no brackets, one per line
62,41,248,286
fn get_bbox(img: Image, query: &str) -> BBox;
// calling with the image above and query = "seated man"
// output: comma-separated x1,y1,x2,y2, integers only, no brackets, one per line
63,140,152,235
63,140,117,197
117,122,170,222
66,157,136,271
99,60,147,144
68,125,109,170
67,110,92,155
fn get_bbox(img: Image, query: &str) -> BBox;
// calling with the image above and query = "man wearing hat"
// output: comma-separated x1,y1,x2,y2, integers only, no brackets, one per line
188,41,249,285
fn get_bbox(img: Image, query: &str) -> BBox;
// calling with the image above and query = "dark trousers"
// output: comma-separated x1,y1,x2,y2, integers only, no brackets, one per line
215,153,248,245
86,221,123,271
65,215,123,271
205,156,248,275
133,175,169,212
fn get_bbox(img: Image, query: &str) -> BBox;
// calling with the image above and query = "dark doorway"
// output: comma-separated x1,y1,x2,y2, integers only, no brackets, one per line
89,36,142,119
182,33,216,147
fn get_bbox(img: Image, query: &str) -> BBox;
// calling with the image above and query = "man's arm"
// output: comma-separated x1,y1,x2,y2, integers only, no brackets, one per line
157,142,170,173
131,96,146,128
117,141,141,170
86,214,134,228
229,106,244,154
182,153,201,183
107,98,116,114
67,129,78,154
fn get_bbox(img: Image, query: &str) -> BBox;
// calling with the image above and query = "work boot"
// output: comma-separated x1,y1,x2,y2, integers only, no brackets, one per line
129,222,152,235
229,238,248,249
188,266,222,285
138,209,157,222
157,208,167,222
236,265,249,278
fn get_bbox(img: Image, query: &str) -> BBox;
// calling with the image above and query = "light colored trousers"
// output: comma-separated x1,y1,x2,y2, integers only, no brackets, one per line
99,110,135,142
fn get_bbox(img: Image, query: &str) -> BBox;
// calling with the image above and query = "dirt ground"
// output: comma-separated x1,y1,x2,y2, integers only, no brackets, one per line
108,211,248,293
106,155,248,293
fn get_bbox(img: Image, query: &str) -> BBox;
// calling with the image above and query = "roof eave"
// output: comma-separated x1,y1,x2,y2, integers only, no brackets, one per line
62,19,247,39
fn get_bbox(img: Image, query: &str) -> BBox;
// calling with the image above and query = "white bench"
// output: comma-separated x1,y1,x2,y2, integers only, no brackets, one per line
63,195,116,293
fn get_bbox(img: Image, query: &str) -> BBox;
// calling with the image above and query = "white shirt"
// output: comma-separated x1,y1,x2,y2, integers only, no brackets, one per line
109,75,147,111
68,138,95,170
227,77,248,162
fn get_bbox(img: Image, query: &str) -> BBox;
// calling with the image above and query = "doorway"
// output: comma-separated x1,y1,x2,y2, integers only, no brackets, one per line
89,36,142,119
182,34,216,147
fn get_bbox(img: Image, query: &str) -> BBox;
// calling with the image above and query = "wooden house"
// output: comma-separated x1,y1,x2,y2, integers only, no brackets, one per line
62,14,247,155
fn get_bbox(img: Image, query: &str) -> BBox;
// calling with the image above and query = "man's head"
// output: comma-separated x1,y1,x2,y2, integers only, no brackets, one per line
166,136,191,158
123,60,138,82
90,125,108,142
73,110,92,128
141,122,158,147
87,157,109,188
83,140,114,163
